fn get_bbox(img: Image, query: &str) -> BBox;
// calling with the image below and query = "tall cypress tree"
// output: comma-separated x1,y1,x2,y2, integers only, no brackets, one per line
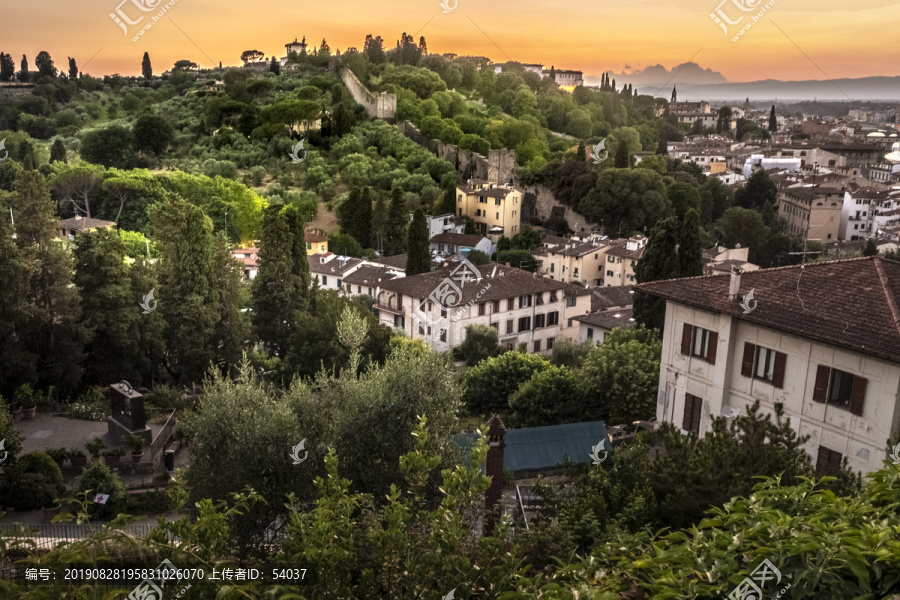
678,209,704,278
633,217,680,330
768,105,777,132
73,228,140,384
150,200,219,383
210,231,250,375
141,52,152,79
13,171,88,394
50,139,67,163
356,186,373,248
251,203,295,358
614,141,630,168
385,187,408,256
371,193,388,253
437,178,458,216
0,211,37,397
284,204,311,315
406,209,431,276
18,54,28,82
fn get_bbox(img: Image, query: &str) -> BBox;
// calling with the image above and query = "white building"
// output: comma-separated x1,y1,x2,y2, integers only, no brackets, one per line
429,232,494,258
638,257,900,475
742,155,802,179
424,213,467,239
306,253,366,292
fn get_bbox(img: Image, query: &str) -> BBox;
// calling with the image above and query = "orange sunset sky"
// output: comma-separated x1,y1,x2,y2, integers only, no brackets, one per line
1,0,898,83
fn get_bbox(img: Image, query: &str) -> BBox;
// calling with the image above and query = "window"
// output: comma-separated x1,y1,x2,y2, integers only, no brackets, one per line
536,293,544,305
816,446,843,474
394,315,405,328
506,319,514,334
519,295,532,308
547,338,554,350
507,298,514,310
479,196,486,203
550,263,555,273
550,292,558,302
741,343,786,387
475,209,481,217
419,323,426,335
534,314,546,328
358,286,362,293
518,316,531,332
574,267,579,278
337,279,342,288
322,275,328,285
606,270,614,277
587,327,594,339
457,194,462,203
812,366,866,415
441,308,447,318
534,340,541,352
490,322,498,330
496,212,500,220
547,311,559,326
566,297,576,308
608,255,615,263
680,324,718,364
427,301,433,311
306,242,312,250
478,302,486,316
682,393,702,434
495,198,501,206
440,328,447,342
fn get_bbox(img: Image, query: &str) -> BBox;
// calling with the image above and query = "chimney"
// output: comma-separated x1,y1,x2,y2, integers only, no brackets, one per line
728,266,743,302
484,415,506,536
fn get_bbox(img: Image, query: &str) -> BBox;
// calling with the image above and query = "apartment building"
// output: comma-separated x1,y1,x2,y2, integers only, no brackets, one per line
456,180,523,238
305,230,329,255
777,186,844,241
602,236,647,287
307,253,366,292
372,261,591,354
424,213,466,238
840,186,900,240
637,257,900,475
534,239,609,286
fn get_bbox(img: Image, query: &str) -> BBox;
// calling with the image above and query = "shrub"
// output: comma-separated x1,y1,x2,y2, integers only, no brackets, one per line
1,451,65,510
85,437,106,460
457,324,502,367
75,460,128,519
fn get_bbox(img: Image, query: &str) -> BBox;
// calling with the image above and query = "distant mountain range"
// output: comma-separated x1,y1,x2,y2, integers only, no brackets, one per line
583,74,900,102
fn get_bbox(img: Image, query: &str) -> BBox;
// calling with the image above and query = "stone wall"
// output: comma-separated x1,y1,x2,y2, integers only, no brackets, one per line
0,83,35,101
521,183,592,235
396,120,516,184
340,68,396,122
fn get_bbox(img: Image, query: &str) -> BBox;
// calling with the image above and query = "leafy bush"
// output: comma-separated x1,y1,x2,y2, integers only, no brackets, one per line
75,460,129,518
66,387,108,421
457,324,502,367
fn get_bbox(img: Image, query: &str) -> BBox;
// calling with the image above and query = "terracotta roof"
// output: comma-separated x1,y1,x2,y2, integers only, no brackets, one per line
590,285,635,311
546,240,607,258
305,231,328,243
58,216,116,230
373,254,408,270
574,307,635,329
458,186,518,198
605,239,646,260
637,256,900,364
307,254,364,275
430,232,488,246
378,261,578,304
343,265,403,286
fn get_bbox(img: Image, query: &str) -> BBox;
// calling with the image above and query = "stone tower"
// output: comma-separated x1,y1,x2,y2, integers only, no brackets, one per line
671,85,677,104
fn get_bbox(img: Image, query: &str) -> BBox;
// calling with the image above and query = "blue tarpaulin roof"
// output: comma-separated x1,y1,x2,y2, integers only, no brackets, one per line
452,421,610,472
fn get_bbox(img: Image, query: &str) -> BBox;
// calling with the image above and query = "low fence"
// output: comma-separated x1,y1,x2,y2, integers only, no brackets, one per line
0,523,159,551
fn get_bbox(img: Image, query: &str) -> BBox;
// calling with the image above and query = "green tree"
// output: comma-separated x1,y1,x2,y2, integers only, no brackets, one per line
11,171,88,395
549,337,592,369
141,52,152,79
678,208,703,277
633,217,680,330
18,54,28,82
338,186,373,249
252,204,296,358
466,249,489,265
0,214,37,396
734,169,778,227
715,207,771,263
34,51,56,78
768,104,777,132
497,249,537,271
580,325,661,424
73,229,141,385
667,182,702,222
0,52,15,82
614,140,630,168
457,324,501,367
406,209,430,275
863,238,878,256
384,187,408,255
579,168,671,234
133,114,174,157
284,204,311,317
437,178,458,216
508,364,581,427
80,124,135,169
461,351,550,416
75,460,128,519
149,200,220,384
49,139,66,163
511,223,542,250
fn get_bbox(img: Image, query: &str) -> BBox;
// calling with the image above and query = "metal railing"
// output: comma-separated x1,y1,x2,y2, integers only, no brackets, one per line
0,523,158,551
149,411,176,463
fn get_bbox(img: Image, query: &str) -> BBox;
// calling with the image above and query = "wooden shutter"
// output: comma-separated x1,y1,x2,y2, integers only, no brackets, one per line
741,342,755,377
772,352,787,389
681,323,693,356
812,365,830,403
849,375,867,416
682,394,694,431
691,396,702,433
706,332,718,365
816,446,830,472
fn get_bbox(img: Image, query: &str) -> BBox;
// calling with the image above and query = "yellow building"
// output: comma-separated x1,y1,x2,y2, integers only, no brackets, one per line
602,236,647,286
305,230,329,255
456,179,523,238
777,186,843,242
535,239,609,286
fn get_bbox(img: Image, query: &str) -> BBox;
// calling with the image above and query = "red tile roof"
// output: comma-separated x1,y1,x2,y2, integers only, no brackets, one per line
58,216,116,231
637,256,900,364
430,232,488,246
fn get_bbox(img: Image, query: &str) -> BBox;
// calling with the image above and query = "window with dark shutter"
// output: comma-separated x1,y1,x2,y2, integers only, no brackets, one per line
813,365,830,403
816,446,843,474
772,352,786,388
741,342,755,377
681,323,693,355
706,332,718,365
849,376,867,416
682,394,702,434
